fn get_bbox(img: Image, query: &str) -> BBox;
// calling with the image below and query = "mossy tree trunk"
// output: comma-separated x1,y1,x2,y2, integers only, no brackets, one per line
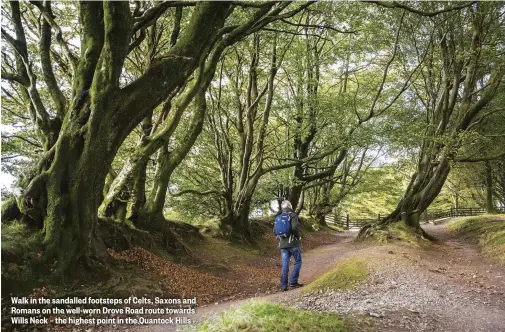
3,1,234,274
140,89,208,226
379,157,452,231
3,1,318,275
221,198,254,241
288,31,318,211
129,114,153,220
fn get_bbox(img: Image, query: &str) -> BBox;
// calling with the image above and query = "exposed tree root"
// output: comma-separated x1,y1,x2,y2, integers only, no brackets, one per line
358,220,438,243
2,217,203,295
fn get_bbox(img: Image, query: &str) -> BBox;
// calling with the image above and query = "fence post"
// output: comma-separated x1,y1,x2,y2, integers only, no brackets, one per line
378,213,381,222
346,214,350,230
450,207,453,218
469,207,473,216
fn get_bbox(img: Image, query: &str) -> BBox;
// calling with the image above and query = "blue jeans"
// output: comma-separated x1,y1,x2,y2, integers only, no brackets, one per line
280,247,302,289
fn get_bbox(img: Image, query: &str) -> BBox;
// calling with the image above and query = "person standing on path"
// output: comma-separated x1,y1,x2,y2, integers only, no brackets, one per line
274,200,303,291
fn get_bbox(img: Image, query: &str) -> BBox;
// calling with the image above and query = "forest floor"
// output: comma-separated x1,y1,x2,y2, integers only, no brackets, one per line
11,218,503,331
130,217,505,332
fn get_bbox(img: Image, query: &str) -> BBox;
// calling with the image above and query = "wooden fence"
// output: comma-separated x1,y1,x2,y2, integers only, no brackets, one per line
325,214,376,230
420,206,505,222
325,206,505,230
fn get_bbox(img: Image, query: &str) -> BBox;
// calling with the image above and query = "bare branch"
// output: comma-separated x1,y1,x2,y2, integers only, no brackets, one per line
169,189,223,197
3,134,43,148
364,1,475,17
1,154,22,161
457,151,505,163
1,70,29,85
230,1,277,9
361,10,405,123
29,0,78,72
132,1,195,35
38,1,67,117
280,18,358,34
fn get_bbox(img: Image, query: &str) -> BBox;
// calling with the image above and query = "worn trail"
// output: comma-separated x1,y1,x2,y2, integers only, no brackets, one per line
289,221,505,332
132,231,361,331
134,220,505,332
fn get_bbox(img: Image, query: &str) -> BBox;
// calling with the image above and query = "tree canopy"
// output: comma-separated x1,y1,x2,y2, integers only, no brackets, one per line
1,1,504,278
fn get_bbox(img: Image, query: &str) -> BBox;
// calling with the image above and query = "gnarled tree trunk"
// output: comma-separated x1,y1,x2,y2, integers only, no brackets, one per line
359,2,504,239
6,1,233,275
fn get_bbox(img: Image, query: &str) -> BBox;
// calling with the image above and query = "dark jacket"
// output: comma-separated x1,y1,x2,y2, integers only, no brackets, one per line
274,208,301,249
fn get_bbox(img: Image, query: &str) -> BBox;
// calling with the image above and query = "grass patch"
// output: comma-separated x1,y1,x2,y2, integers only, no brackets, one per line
303,258,369,294
446,214,505,263
373,222,429,246
198,301,351,332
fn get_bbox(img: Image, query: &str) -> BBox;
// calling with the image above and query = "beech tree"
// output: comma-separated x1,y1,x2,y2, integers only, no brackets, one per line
168,3,425,232
2,0,503,277
0,0,312,275
280,5,424,218
360,1,505,237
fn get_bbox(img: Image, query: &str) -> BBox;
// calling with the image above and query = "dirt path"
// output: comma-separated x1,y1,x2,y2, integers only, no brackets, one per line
195,231,361,316
288,220,505,332
133,230,362,331
134,220,505,332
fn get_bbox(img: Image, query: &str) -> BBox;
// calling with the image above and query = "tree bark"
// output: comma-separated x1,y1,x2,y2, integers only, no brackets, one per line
221,198,254,241
140,90,208,226
485,161,495,213
12,2,233,275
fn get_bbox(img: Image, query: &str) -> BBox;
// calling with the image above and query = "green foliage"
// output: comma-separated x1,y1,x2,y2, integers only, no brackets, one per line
337,164,409,217
446,215,505,264
198,301,350,332
303,259,369,294
430,162,493,211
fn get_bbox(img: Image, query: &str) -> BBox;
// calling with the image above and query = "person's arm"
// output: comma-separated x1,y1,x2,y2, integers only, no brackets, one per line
290,213,300,238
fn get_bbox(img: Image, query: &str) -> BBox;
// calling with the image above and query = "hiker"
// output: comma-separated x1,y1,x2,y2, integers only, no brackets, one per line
274,200,303,291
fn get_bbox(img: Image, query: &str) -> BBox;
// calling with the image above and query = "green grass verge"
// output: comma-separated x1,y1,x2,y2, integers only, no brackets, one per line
303,258,369,294
373,222,429,246
446,214,505,263
197,301,351,332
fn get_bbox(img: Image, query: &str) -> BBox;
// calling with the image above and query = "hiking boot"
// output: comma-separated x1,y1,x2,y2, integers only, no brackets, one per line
289,282,304,288
281,287,288,292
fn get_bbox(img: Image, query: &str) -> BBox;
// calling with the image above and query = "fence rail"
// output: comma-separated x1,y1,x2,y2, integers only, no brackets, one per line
325,206,505,230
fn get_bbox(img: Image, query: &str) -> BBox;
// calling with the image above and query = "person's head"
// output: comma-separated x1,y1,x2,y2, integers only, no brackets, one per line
281,200,292,210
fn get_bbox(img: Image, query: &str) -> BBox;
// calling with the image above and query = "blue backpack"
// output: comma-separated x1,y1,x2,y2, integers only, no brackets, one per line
274,212,291,237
